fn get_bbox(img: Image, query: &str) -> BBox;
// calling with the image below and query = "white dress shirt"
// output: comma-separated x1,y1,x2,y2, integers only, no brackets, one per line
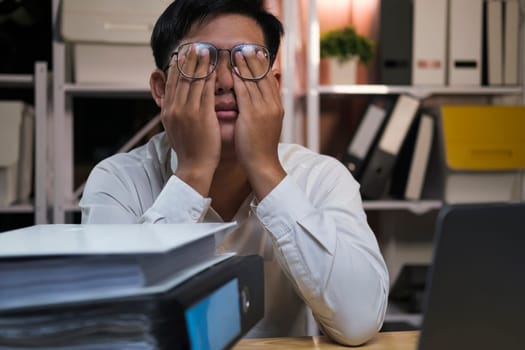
80,132,389,346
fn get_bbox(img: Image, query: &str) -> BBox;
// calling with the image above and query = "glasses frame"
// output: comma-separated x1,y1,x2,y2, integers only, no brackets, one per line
164,42,273,81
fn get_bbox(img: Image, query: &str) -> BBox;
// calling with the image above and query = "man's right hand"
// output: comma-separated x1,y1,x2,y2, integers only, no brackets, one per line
161,45,220,196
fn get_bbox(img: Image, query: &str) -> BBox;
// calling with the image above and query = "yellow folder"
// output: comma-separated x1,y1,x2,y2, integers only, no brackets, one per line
441,105,525,170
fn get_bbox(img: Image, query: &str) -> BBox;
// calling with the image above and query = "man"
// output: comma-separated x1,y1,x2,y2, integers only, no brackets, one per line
80,0,389,345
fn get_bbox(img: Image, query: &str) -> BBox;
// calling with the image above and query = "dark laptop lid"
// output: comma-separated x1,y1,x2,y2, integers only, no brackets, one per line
418,202,525,350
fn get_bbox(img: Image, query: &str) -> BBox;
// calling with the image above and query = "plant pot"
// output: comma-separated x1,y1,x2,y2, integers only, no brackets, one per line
326,56,359,85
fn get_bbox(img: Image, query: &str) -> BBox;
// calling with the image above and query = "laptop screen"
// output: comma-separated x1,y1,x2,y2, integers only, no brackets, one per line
418,202,525,350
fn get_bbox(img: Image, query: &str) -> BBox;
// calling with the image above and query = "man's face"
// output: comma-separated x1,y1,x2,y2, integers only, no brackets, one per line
180,14,268,145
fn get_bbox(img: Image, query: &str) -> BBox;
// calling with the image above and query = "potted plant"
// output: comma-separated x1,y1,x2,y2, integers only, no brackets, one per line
320,26,374,84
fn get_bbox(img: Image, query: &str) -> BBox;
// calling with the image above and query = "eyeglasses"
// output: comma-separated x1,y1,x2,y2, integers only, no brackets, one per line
165,42,272,81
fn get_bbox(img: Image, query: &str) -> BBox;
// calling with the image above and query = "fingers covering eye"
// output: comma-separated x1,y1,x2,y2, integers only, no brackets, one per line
231,44,270,80
172,42,271,80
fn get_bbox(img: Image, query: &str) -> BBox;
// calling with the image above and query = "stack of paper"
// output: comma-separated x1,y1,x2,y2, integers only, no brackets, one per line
0,223,236,311
0,223,244,349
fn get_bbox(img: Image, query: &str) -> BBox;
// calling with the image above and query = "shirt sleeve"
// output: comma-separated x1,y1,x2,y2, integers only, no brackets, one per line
254,163,389,346
80,158,211,224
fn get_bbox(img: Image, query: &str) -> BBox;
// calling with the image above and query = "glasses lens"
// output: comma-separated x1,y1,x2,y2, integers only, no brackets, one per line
176,42,218,79
231,44,271,80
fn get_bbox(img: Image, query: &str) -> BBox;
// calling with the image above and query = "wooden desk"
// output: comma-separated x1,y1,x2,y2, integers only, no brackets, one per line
234,331,419,349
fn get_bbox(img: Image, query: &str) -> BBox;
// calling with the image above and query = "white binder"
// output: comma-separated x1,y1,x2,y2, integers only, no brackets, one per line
486,0,503,85
61,0,171,84
412,0,448,85
404,114,434,200
448,0,483,86
0,101,34,207
503,0,520,85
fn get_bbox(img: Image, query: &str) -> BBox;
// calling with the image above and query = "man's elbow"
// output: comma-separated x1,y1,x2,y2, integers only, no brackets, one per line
322,294,388,346
328,317,383,346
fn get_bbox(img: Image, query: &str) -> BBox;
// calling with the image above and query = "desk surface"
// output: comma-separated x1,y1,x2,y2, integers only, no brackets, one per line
234,331,419,349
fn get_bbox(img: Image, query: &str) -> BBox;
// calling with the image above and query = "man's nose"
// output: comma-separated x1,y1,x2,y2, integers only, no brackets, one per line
215,54,234,93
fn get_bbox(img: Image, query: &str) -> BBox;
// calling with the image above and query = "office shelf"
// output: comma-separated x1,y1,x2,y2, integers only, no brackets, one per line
0,203,35,214
0,63,49,225
62,83,151,98
363,200,442,215
318,84,523,99
0,74,34,88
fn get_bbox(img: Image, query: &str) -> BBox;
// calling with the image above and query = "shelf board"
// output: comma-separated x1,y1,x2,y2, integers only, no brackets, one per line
63,83,151,98
363,200,442,214
318,84,523,98
0,203,35,214
0,74,34,88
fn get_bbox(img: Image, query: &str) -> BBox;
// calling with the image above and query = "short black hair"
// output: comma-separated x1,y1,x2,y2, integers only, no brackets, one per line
150,0,284,70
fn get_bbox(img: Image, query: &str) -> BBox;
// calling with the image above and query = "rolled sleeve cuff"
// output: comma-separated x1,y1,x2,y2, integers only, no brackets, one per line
147,175,211,223
253,176,336,254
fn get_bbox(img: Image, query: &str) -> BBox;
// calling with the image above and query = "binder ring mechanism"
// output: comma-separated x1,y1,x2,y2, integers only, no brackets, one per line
241,286,251,314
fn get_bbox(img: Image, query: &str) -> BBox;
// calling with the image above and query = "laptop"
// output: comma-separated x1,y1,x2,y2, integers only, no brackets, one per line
418,202,525,350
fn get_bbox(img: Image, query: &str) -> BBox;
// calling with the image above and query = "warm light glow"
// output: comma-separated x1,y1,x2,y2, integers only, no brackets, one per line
317,0,352,32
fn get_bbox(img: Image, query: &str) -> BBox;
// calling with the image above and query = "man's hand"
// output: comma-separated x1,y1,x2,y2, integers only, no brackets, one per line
232,49,286,200
162,45,220,196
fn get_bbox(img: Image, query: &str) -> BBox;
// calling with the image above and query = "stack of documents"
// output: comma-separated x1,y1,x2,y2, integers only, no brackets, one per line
0,223,262,349
0,223,236,311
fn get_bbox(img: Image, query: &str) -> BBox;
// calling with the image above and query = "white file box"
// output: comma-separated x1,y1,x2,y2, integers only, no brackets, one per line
61,0,170,84
0,101,34,207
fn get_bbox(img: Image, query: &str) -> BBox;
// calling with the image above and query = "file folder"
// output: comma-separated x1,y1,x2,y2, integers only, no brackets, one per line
448,0,483,85
503,0,520,85
486,0,503,85
0,255,264,350
441,105,525,170
412,0,448,85
391,113,435,200
379,0,413,84
360,95,421,199
440,105,525,204
342,95,396,180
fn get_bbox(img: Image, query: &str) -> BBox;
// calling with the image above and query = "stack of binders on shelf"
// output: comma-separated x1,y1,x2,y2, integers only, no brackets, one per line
390,112,436,201
343,94,438,201
341,95,397,180
0,223,265,350
358,94,423,199
440,105,525,204
380,0,521,86
0,101,34,207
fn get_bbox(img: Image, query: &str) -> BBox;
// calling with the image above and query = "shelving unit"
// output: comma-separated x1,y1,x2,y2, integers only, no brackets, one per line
0,62,50,225
305,0,525,208
52,83,161,221
51,0,157,223
49,0,524,224
303,0,525,328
